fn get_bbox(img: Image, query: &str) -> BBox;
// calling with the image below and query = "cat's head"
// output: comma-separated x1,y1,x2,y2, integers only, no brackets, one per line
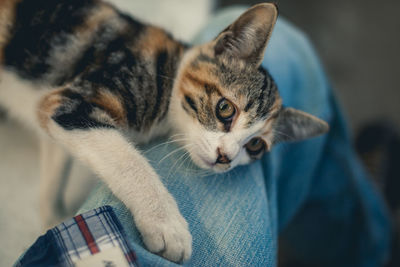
170,3,328,173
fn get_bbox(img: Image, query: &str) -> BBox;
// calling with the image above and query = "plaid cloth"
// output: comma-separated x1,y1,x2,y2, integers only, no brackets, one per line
16,206,138,267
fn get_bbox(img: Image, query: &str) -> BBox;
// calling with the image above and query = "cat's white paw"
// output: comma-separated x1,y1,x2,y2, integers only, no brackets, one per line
134,198,192,263
141,215,192,262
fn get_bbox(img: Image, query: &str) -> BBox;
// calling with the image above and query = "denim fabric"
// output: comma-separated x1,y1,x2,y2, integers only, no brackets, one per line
78,7,392,267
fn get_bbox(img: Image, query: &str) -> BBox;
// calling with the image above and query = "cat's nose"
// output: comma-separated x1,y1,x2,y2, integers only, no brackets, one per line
216,147,231,164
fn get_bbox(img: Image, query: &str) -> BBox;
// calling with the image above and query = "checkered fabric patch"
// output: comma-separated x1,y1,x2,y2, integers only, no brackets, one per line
53,206,138,266
16,206,138,267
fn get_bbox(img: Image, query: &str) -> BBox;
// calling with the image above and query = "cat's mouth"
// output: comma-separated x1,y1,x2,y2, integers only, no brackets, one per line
190,152,232,173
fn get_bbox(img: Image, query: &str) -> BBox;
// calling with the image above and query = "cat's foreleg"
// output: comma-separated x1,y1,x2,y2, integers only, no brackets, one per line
37,89,192,262
39,137,71,228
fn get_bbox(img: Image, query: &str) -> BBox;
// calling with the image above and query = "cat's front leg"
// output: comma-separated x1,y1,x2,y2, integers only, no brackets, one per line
37,89,192,262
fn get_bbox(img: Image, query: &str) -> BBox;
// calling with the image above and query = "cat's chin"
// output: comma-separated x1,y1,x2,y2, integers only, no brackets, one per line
212,164,232,173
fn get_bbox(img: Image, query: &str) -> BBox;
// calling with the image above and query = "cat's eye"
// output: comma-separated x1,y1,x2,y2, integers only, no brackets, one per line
245,137,266,156
216,98,235,121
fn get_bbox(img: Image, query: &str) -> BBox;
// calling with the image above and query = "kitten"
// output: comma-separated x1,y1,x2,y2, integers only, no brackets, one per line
0,0,328,262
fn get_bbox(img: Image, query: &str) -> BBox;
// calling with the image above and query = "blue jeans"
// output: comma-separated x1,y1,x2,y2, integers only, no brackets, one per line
78,7,391,267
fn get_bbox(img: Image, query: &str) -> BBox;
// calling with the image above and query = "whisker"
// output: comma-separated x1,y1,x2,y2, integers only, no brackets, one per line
166,150,191,179
144,138,190,154
199,138,212,153
179,151,196,175
157,144,194,165
169,133,186,138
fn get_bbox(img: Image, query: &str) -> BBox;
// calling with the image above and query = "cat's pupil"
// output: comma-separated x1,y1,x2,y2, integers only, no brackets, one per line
221,103,228,111
251,139,260,146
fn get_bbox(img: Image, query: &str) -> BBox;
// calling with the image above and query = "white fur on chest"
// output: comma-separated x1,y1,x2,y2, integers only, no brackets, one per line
0,70,49,132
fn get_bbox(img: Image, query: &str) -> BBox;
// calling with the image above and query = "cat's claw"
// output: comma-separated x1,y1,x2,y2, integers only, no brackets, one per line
138,212,192,263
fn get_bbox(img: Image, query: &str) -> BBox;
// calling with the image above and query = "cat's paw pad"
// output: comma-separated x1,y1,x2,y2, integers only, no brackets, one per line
139,216,192,263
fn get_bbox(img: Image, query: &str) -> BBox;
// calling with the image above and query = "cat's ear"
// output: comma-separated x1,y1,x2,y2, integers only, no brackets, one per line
273,107,329,143
214,3,278,65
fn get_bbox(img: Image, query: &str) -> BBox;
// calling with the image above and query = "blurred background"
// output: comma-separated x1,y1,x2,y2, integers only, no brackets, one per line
1,0,399,266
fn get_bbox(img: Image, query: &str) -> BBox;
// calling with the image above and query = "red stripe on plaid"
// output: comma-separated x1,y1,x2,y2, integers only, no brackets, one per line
74,215,100,254
125,251,137,263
